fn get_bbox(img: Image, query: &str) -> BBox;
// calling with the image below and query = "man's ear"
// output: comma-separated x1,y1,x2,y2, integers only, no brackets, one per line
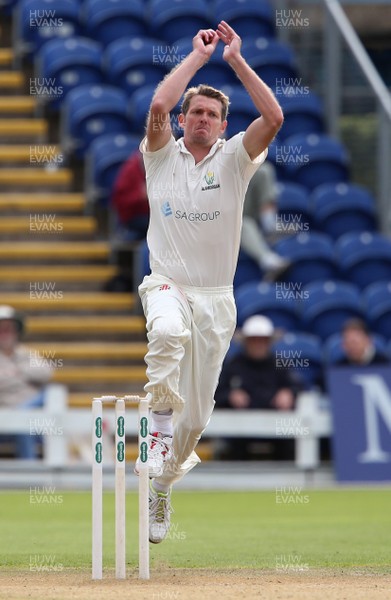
178,113,185,129
220,119,228,135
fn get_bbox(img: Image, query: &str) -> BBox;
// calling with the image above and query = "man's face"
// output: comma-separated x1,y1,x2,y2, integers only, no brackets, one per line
0,319,19,353
244,336,271,360
342,328,371,363
179,95,227,147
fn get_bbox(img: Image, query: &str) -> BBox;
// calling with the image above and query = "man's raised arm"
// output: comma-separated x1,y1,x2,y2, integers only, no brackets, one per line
216,21,284,160
146,29,219,152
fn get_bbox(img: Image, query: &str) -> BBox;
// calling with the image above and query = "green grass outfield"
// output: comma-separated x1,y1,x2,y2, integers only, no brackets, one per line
1,489,391,572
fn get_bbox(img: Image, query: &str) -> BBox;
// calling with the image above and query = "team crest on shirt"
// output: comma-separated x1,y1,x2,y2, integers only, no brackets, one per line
202,170,220,191
159,284,171,291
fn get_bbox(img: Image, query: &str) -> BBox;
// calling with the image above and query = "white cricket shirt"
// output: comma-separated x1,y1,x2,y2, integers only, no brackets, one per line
140,133,266,287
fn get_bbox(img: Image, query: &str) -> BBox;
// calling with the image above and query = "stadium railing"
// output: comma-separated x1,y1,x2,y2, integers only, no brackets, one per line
0,385,331,470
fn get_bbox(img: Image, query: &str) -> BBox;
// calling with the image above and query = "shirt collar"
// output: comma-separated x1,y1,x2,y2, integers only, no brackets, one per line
177,137,225,160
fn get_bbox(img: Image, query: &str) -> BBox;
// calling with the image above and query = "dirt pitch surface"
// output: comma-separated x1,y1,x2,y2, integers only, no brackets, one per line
1,568,391,600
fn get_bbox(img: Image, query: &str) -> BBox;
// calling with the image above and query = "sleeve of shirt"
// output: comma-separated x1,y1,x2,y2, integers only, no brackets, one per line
139,135,177,180
223,133,268,183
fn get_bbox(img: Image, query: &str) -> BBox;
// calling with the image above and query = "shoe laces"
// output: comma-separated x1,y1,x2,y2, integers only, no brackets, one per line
149,492,173,523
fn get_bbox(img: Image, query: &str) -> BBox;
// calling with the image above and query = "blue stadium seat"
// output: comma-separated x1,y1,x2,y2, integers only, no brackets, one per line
172,38,237,87
363,281,391,340
278,92,324,141
276,182,313,232
241,37,298,89
266,136,290,182
220,85,258,136
128,84,182,136
312,183,377,239
299,280,363,340
323,330,388,365
14,0,81,58
85,133,141,206
213,0,275,38
281,133,350,191
104,37,169,98
273,232,338,286
83,0,147,46
336,231,391,288
149,0,210,44
128,84,155,134
36,37,104,109
272,332,323,390
233,250,263,289
235,281,300,330
61,84,131,157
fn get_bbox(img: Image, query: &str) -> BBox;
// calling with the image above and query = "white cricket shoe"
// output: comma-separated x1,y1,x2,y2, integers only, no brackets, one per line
135,432,173,478
149,481,172,544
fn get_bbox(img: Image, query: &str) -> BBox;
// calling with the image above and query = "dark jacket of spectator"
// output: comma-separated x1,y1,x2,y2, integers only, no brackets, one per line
215,353,301,410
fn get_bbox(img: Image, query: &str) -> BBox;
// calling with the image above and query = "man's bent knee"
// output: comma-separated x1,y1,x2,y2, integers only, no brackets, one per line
148,318,190,352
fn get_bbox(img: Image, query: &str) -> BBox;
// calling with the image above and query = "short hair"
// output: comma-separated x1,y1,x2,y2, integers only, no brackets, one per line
181,85,230,121
342,318,370,336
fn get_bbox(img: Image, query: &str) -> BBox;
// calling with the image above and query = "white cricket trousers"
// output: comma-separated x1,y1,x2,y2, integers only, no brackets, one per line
138,273,236,487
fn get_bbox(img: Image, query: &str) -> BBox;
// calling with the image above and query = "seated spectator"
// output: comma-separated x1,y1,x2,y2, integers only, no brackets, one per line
0,305,53,459
241,161,290,279
335,318,390,366
215,315,302,460
320,318,390,462
111,149,149,241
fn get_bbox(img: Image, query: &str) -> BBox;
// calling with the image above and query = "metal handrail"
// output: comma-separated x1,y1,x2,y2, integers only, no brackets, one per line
323,0,391,234
324,0,391,119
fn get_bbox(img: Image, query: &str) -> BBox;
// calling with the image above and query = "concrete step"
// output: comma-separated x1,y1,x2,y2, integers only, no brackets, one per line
0,265,117,284
0,144,61,163
0,96,36,114
0,216,96,235
30,341,146,361
25,315,145,338
53,365,147,384
0,292,135,312
0,118,47,140
0,49,13,68
0,193,85,213
0,71,24,90
0,241,110,262
0,168,72,188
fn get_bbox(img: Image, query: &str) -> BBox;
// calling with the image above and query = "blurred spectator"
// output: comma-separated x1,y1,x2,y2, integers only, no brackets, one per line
241,161,290,278
215,315,302,460
0,305,53,459
111,149,149,241
335,318,390,366
320,318,390,462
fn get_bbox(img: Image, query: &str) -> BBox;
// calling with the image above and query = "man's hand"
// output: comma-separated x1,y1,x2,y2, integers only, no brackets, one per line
228,388,251,409
272,389,295,411
193,28,219,61
216,20,242,63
